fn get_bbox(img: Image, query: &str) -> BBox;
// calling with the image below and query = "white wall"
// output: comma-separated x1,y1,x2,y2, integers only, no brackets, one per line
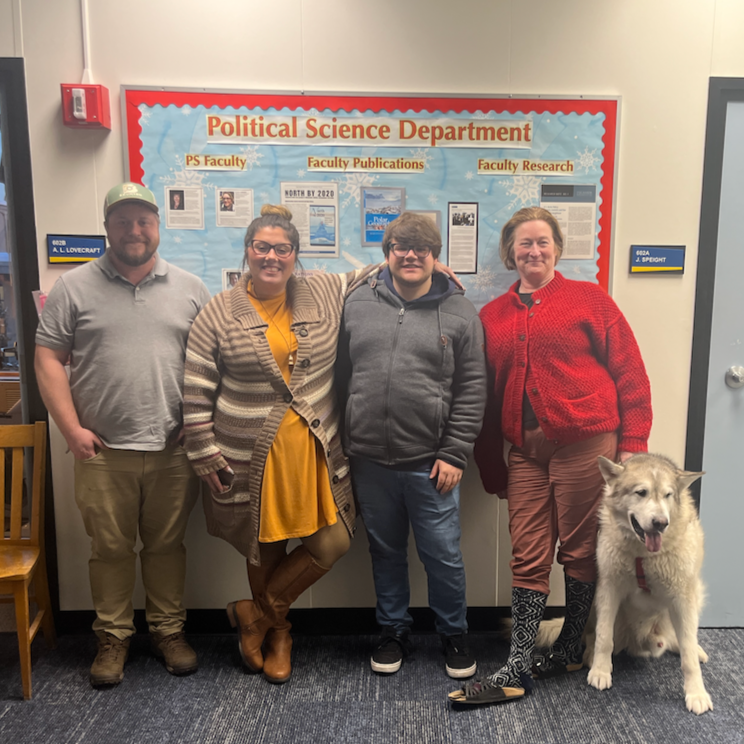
2,0,744,614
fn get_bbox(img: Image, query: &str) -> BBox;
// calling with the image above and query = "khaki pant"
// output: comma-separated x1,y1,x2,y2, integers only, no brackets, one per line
74,446,199,640
507,429,617,594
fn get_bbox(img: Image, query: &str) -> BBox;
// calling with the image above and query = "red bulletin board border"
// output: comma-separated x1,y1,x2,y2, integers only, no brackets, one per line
122,90,617,290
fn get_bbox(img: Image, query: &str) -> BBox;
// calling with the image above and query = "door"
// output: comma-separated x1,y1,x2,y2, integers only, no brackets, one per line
687,78,744,626
0,58,56,626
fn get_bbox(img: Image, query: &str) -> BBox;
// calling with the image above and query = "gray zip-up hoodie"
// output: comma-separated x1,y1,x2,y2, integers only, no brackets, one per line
337,268,487,469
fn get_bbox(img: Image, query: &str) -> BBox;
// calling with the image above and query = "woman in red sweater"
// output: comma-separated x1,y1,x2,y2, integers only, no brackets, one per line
451,207,652,705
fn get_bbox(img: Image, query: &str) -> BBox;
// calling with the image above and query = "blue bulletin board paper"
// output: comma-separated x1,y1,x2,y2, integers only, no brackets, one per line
123,91,619,304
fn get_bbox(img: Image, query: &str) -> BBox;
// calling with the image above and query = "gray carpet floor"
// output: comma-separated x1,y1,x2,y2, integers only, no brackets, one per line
0,629,742,744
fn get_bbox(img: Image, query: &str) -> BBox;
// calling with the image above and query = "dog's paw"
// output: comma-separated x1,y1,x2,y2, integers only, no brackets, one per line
686,690,713,715
587,667,613,691
697,645,708,663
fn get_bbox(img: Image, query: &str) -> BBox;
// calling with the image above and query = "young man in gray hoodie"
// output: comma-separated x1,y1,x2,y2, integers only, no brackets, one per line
337,212,486,678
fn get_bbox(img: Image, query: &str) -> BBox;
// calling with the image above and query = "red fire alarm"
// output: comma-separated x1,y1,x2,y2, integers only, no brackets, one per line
61,84,111,129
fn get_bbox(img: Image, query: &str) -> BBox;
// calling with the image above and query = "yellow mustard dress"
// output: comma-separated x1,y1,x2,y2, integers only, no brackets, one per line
247,288,338,542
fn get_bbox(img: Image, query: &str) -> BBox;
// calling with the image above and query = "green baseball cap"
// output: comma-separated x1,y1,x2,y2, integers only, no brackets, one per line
103,182,159,218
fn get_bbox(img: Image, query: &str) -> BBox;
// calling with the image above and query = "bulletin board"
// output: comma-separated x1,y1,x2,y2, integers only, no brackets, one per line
122,89,618,305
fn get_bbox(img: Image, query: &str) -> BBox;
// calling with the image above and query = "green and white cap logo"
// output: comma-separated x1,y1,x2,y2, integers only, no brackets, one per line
104,182,159,218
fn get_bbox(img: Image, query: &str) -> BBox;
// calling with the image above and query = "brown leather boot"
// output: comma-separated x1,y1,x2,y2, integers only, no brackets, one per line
227,598,272,673
263,545,330,618
263,625,293,683
260,546,329,682
226,560,280,672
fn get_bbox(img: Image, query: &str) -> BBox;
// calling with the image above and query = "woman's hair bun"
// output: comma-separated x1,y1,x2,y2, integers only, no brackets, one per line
260,204,293,221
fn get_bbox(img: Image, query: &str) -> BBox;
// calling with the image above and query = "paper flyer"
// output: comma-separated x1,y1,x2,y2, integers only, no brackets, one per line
447,203,479,274
165,187,204,230
216,188,254,228
280,182,339,258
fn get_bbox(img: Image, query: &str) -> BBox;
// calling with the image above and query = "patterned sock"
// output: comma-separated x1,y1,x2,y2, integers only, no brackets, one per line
488,586,548,691
541,575,595,665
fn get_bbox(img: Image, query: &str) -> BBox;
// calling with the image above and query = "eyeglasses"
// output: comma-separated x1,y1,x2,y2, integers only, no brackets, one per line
389,242,432,259
249,240,295,257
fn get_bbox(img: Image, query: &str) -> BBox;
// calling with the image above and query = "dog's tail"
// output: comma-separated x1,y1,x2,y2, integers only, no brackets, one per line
501,617,565,648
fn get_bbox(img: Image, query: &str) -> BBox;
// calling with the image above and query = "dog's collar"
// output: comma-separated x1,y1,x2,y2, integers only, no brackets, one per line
635,557,651,593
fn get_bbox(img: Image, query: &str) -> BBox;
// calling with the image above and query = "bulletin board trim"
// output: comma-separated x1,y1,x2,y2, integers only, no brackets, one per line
122,88,619,290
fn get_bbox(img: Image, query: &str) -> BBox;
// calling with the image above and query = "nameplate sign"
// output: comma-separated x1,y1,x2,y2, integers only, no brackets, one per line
47,234,106,264
629,245,685,274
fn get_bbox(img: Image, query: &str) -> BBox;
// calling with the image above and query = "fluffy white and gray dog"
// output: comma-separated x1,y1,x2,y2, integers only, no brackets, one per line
585,453,712,715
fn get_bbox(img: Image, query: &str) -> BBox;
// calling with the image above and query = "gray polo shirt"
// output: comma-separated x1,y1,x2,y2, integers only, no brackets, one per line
36,251,211,450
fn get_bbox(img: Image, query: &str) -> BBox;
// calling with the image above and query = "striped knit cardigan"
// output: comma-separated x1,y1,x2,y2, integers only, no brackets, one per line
183,269,374,565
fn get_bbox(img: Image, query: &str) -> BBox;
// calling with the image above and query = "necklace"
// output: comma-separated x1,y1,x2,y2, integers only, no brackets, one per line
248,280,296,367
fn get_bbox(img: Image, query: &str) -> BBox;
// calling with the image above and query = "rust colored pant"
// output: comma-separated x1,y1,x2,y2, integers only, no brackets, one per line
507,428,617,595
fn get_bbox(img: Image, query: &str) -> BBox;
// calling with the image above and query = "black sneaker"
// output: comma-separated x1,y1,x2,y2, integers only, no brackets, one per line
443,633,477,679
370,627,409,674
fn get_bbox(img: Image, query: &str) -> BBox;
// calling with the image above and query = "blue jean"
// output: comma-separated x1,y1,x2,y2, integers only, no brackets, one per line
351,457,468,636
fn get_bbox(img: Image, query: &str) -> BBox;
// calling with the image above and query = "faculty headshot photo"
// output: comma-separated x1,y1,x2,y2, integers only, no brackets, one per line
170,190,184,210
220,191,235,212
222,269,242,291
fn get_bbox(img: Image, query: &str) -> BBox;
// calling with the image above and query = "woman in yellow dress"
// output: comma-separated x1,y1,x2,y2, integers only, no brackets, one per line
183,205,376,684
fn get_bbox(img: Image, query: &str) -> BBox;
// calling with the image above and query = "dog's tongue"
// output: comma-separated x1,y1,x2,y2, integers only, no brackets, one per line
645,532,662,553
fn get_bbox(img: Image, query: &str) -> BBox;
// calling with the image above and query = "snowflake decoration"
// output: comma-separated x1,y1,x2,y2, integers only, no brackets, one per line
473,266,496,291
427,193,439,206
577,147,600,174
165,155,213,190
472,111,496,120
239,145,264,171
138,105,152,124
409,148,434,167
181,105,193,116
297,169,306,178
342,237,351,247
465,171,475,181
312,262,328,273
505,176,542,208
340,172,378,208
260,191,270,202
173,235,182,244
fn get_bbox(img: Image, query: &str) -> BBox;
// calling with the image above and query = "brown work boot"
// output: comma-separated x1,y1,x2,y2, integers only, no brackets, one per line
151,631,199,675
90,633,130,687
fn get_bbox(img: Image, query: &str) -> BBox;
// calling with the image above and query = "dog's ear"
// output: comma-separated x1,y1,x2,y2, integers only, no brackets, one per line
676,469,704,491
598,455,624,484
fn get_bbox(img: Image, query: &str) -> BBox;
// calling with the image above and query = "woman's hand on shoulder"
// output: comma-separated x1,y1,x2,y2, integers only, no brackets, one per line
434,261,464,290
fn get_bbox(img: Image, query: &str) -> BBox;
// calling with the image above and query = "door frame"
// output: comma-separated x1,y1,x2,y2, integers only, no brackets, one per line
0,57,58,614
685,77,744,506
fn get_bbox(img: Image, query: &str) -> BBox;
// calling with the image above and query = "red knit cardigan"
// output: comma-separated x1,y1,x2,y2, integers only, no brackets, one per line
475,272,652,494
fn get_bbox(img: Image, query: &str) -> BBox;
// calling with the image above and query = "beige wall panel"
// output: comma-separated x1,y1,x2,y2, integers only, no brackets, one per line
711,0,744,74
0,0,18,57
301,0,512,93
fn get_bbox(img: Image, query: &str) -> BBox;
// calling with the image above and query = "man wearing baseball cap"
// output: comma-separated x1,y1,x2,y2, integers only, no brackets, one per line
35,182,211,687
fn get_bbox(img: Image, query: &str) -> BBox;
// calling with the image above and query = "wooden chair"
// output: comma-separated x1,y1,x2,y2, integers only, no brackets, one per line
0,421,56,699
